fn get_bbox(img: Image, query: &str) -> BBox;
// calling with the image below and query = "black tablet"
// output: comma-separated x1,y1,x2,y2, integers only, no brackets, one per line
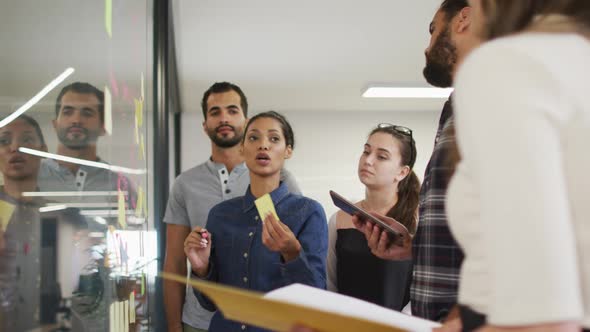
329,190,409,241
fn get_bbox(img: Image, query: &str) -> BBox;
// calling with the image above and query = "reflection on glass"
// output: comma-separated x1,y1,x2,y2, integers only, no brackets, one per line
2,1,153,330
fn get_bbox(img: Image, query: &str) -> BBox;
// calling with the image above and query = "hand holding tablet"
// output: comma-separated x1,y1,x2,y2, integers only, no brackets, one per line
329,190,410,246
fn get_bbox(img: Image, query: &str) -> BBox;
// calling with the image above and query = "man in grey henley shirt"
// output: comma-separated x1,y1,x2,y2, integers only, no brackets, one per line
163,82,300,332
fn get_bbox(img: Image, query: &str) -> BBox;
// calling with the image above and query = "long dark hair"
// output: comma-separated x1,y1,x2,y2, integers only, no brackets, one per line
0,114,47,147
480,0,590,40
368,127,420,234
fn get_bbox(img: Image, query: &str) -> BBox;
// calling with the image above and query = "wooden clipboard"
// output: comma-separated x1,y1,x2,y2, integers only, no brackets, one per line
160,272,410,332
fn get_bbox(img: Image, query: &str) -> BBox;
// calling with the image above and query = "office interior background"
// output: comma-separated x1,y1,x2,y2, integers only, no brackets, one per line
1,0,447,330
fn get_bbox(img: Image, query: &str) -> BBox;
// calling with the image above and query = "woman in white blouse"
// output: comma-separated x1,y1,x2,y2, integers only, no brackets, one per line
447,0,590,331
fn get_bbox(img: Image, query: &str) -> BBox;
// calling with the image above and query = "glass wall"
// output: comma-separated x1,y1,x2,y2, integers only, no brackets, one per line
1,1,156,331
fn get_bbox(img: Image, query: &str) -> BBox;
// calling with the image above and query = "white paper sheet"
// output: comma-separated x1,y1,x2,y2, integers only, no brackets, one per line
264,284,440,332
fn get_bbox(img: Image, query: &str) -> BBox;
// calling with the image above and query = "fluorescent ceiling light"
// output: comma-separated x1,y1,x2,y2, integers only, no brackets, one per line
19,147,147,175
22,191,127,197
0,68,75,127
39,204,68,213
362,86,453,99
46,202,118,208
80,209,134,216
94,217,108,225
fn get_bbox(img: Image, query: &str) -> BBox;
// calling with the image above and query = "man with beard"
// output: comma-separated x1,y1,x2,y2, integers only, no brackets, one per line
37,82,135,206
358,0,482,323
410,0,479,322
163,82,300,332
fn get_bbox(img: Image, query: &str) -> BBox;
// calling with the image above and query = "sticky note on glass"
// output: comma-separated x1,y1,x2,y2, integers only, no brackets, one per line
105,0,112,38
135,186,144,218
0,200,15,230
129,291,136,323
139,134,146,161
118,190,127,228
134,98,143,128
141,274,145,296
134,123,140,144
254,194,278,222
104,86,113,135
109,302,115,332
124,300,129,329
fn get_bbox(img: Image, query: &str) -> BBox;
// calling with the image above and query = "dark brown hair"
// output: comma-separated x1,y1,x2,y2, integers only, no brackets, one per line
440,0,469,21
369,127,420,234
242,111,294,149
55,82,104,123
201,82,248,119
480,0,590,40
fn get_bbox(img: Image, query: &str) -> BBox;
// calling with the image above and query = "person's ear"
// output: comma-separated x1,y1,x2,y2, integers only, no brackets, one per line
284,145,293,160
52,119,57,131
456,7,472,34
395,165,411,183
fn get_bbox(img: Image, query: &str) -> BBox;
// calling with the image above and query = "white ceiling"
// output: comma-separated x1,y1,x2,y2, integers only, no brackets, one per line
173,0,445,114
1,1,445,115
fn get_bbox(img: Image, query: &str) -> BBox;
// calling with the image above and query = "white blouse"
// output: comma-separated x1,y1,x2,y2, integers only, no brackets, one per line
447,32,590,327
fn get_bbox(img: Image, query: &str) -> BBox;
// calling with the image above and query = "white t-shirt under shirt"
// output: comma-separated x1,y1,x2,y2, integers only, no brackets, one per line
448,32,590,327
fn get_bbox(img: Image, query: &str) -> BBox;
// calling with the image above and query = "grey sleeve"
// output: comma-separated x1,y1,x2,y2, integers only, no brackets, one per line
163,177,191,226
327,213,338,292
280,168,302,194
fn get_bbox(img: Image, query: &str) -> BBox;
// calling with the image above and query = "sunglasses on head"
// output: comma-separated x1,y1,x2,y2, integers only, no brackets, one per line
376,123,415,167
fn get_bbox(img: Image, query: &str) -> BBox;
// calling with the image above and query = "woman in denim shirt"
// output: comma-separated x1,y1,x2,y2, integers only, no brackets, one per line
184,111,328,332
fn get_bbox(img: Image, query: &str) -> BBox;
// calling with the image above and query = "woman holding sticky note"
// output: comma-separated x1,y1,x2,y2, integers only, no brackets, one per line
184,111,328,332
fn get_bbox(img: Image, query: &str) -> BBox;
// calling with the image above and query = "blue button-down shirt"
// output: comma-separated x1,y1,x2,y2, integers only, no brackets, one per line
194,182,328,332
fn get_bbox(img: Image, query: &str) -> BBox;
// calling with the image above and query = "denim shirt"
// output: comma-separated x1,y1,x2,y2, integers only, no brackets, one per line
193,181,328,332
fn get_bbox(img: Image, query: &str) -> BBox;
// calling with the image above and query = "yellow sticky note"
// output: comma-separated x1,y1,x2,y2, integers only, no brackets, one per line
105,0,112,38
0,200,15,230
109,302,115,332
141,73,145,100
139,134,146,161
130,291,136,323
135,186,144,218
134,122,140,144
254,194,279,222
124,300,129,329
134,98,143,128
118,301,124,332
118,191,127,229
104,86,113,135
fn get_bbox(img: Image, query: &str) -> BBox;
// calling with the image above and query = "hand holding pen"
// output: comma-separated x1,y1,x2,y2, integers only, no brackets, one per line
184,226,212,277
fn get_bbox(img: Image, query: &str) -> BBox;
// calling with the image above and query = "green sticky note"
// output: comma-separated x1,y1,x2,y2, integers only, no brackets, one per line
105,0,112,38
141,274,145,296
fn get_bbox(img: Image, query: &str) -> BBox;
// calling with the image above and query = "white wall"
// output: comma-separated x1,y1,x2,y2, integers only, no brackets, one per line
181,109,443,218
